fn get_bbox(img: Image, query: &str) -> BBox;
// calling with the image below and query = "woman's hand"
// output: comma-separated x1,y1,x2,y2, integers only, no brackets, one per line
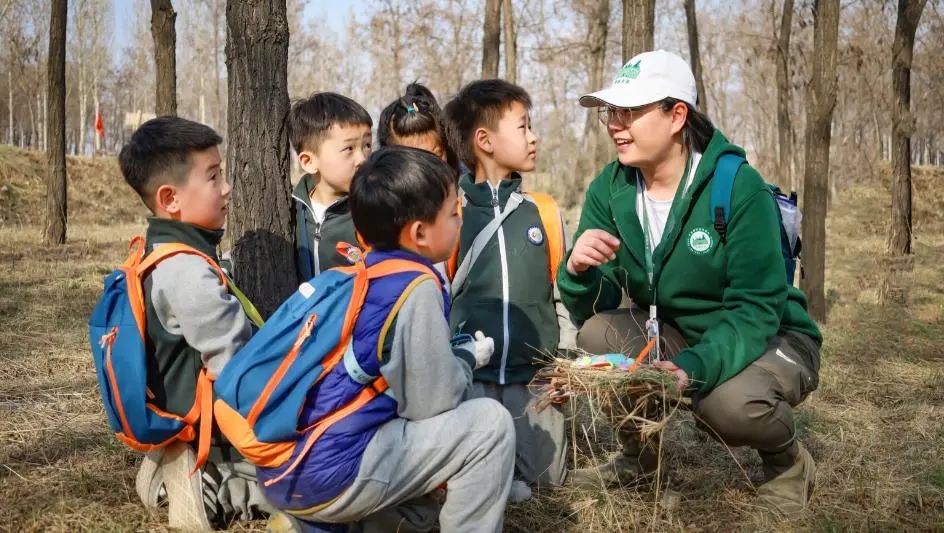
653,360,690,391
566,229,621,275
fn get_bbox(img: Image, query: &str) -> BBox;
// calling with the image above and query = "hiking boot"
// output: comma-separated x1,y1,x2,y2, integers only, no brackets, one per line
135,449,167,509
162,442,214,531
757,442,815,517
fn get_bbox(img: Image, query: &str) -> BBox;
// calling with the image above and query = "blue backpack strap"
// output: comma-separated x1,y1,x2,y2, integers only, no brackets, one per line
710,154,746,244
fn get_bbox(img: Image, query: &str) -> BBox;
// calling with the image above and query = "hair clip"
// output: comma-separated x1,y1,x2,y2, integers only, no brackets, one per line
406,104,418,113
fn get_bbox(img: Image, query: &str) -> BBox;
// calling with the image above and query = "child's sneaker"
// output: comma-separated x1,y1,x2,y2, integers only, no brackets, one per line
135,449,167,509
162,442,215,531
508,480,532,503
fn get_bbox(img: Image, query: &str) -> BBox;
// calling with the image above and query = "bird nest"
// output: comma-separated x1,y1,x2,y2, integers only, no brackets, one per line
532,351,683,441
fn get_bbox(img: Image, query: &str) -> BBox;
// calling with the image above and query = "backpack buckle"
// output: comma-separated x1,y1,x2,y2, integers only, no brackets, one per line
713,206,727,244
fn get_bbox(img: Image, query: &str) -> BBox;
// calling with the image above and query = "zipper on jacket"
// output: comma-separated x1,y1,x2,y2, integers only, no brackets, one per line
312,220,322,276
490,184,511,385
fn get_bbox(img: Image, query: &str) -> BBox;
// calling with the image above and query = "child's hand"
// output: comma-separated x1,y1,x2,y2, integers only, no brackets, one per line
473,331,494,369
567,229,620,274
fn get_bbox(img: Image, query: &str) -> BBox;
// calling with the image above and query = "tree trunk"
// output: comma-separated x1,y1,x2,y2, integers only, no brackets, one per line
576,0,610,208
622,0,654,62
8,66,13,145
776,0,795,191
799,0,840,322
879,0,927,306
482,0,501,78
225,0,296,317
44,0,68,246
683,0,707,114
93,71,101,153
79,60,87,155
151,0,177,116
213,0,222,128
502,0,516,83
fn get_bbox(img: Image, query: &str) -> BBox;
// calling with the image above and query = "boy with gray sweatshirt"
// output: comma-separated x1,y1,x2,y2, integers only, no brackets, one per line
118,116,271,529
263,147,515,533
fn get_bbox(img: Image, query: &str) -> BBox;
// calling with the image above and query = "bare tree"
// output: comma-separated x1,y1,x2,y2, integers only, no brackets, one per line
622,0,654,62
502,0,516,82
225,0,296,316
151,0,177,116
879,0,928,306
482,0,501,78
800,0,840,322
573,0,611,207
44,0,67,245
684,0,707,113
775,0,795,190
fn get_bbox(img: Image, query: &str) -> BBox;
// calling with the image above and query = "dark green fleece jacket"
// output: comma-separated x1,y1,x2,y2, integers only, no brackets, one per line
557,131,821,394
450,174,563,385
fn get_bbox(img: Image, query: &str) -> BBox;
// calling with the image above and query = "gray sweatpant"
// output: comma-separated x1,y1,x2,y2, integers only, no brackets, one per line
576,308,820,477
300,398,515,533
470,382,567,487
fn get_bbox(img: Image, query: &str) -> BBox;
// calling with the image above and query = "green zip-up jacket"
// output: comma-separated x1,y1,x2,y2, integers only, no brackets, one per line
450,174,570,385
557,131,822,394
292,175,359,280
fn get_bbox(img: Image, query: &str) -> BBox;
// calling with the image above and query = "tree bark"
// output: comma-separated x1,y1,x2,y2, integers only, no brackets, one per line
502,0,516,82
622,0,654,62
151,0,177,116
225,0,296,317
879,0,927,306
482,0,501,78
576,0,611,207
800,0,840,322
44,0,67,246
683,0,707,113
8,65,13,144
776,0,795,191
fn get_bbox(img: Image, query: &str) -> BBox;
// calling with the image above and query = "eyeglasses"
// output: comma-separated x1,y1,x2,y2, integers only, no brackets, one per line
597,103,658,127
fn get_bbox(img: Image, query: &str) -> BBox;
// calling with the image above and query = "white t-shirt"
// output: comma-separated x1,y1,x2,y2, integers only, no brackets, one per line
310,199,328,224
636,152,703,250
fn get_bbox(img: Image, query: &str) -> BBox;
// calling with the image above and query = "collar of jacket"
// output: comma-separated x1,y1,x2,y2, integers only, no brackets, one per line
458,172,524,207
291,173,349,213
145,217,222,259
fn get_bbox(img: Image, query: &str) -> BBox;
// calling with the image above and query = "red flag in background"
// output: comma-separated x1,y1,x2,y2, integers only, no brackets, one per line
95,109,105,140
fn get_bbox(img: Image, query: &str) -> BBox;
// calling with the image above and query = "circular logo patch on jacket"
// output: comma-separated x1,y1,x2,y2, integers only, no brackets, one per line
687,228,713,255
527,226,544,245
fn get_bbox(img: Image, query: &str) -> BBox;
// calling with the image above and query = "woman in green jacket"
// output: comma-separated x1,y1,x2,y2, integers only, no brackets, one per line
558,50,822,515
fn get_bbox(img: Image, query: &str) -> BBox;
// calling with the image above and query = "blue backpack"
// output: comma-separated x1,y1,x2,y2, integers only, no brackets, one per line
710,154,802,285
88,237,263,471
212,252,437,487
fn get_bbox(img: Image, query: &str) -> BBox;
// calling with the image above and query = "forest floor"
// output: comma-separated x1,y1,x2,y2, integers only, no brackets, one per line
2,145,943,531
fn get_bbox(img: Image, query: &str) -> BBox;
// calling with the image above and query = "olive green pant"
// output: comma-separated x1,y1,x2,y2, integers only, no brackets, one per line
576,308,820,478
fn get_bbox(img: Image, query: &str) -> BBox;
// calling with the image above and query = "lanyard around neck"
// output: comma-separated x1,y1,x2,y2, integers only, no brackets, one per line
636,152,693,306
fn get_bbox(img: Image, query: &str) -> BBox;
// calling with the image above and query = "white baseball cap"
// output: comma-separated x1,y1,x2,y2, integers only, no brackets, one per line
579,50,697,109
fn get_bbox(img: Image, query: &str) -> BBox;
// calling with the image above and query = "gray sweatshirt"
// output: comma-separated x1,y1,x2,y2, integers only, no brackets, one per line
380,277,474,420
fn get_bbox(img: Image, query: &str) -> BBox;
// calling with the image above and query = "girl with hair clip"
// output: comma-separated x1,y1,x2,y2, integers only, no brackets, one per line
378,83,461,174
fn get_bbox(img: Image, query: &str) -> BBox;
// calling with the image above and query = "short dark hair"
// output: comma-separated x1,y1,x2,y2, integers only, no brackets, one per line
288,92,372,154
658,98,716,153
349,146,455,250
443,79,532,171
118,116,222,210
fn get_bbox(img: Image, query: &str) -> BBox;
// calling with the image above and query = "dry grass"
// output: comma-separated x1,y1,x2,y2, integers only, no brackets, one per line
1,147,943,531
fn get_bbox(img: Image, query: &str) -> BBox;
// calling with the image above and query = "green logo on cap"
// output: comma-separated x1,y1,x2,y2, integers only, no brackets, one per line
616,60,641,83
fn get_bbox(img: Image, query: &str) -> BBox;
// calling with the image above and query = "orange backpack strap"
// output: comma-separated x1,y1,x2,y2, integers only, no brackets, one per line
445,193,464,281
527,192,565,284
123,239,232,473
